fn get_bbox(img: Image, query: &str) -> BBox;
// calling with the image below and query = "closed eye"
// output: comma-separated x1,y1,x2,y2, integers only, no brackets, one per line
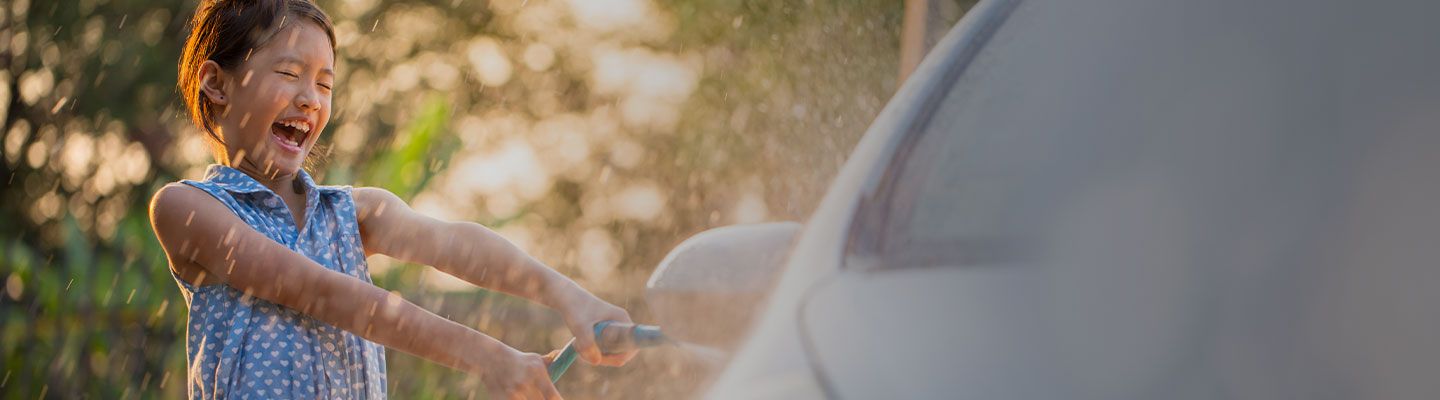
276,70,299,78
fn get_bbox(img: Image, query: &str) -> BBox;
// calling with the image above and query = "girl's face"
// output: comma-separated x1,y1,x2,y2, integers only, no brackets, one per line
212,20,334,177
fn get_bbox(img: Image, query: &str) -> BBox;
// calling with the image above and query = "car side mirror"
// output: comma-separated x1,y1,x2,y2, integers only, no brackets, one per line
644,222,803,350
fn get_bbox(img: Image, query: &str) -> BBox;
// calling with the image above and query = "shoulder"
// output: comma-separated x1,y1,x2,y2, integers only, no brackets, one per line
148,183,240,268
351,186,407,224
148,182,233,235
148,184,216,281
351,186,404,210
149,183,212,220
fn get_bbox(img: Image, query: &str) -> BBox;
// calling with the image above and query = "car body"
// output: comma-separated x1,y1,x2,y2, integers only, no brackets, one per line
648,0,1440,398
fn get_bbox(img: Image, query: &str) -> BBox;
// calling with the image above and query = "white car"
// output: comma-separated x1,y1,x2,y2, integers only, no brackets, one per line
647,0,1440,398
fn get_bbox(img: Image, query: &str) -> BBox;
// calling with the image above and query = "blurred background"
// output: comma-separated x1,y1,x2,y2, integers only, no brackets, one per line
0,0,968,397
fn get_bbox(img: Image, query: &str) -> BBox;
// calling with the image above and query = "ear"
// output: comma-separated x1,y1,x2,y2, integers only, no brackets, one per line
198,60,230,106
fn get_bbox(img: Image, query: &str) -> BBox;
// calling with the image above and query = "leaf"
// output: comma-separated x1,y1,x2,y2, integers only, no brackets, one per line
364,96,458,200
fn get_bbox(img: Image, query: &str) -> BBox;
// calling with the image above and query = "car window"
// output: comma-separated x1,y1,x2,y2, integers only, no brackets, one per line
869,0,1251,269
872,14,1126,269
877,89,1109,269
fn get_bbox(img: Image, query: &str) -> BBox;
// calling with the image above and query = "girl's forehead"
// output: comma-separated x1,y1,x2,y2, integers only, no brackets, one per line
253,21,335,67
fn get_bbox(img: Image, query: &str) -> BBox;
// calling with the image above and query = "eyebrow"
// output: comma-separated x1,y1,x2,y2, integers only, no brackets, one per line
274,56,334,77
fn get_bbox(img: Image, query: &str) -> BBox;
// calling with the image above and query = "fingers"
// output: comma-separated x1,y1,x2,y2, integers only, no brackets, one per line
596,349,638,367
492,352,564,400
612,308,635,325
541,349,562,366
593,308,635,366
571,321,604,365
536,375,563,400
564,299,638,365
516,382,557,400
524,354,562,400
497,387,527,400
519,386,549,400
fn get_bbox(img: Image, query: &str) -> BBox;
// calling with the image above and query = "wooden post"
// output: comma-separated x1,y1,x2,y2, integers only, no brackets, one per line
899,0,948,85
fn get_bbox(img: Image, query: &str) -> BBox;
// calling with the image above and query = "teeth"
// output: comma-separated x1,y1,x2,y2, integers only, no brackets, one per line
279,119,311,133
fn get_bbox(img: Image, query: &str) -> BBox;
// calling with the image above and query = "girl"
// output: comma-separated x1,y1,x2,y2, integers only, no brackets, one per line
149,0,635,398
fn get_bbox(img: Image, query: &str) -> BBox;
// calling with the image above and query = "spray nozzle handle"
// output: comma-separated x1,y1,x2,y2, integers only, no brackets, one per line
547,321,665,383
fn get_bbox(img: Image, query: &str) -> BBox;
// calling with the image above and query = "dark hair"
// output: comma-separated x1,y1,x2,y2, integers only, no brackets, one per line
177,0,336,161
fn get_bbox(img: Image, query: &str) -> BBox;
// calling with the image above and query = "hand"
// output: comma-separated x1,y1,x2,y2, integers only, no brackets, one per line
555,288,639,367
478,346,562,400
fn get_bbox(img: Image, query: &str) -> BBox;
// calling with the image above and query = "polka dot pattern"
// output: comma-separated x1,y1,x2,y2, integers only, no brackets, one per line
170,164,387,399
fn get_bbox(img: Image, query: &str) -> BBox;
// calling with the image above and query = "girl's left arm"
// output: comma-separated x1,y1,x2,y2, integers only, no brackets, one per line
351,187,636,366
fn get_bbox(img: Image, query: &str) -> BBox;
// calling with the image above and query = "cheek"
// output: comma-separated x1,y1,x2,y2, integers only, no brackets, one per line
243,77,291,106
232,80,285,115
317,98,333,129
267,81,295,103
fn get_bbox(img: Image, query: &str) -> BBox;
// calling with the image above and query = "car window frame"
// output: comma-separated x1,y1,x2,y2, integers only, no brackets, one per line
843,0,1024,271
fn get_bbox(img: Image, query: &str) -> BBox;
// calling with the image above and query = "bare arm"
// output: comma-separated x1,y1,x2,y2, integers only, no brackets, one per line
352,187,636,365
351,187,579,308
148,184,517,376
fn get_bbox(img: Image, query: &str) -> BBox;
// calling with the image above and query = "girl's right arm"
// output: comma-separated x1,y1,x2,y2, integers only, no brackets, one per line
149,184,560,400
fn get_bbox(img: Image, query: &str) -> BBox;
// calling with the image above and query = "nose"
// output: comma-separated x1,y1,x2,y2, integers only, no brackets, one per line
295,87,321,112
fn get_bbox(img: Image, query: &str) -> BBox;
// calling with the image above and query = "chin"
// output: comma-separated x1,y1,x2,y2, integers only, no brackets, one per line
274,157,306,175
254,151,305,176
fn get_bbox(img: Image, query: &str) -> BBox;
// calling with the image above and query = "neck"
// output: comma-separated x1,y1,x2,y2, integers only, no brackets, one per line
229,157,305,195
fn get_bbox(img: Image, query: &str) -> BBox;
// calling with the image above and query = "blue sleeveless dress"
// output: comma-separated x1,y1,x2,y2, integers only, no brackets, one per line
170,164,387,399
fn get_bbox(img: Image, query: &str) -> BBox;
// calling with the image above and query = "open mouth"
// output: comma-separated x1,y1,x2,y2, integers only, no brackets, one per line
269,119,312,153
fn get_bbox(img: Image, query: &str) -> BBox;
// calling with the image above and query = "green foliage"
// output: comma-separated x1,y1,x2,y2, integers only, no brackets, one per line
363,95,455,199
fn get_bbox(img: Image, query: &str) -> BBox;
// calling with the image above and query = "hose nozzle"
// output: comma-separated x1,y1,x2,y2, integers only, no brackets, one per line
548,321,664,383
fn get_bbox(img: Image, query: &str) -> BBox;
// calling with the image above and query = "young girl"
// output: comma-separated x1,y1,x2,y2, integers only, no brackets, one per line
149,1,635,398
